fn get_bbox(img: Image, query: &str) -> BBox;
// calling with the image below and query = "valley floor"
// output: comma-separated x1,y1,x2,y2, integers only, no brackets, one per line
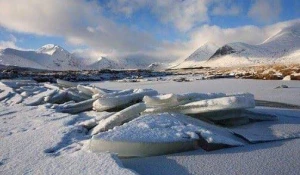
1,79,300,175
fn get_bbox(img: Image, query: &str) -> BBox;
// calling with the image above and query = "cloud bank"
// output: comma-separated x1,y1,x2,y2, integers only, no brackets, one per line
0,0,298,63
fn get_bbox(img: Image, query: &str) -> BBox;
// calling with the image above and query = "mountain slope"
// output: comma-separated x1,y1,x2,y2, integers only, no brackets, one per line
206,22,300,67
0,44,83,70
173,43,219,68
83,56,121,70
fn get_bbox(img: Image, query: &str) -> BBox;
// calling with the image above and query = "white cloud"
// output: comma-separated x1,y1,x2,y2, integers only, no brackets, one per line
152,0,210,32
0,34,22,50
248,0,282,23
106,0,210,32
0,0,157,55
0,40,18,50
211,1,241,16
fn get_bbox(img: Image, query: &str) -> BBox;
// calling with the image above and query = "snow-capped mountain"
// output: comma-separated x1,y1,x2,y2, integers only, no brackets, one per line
0,44,83,70
173,43,219,68
0,44,162,70
206,23,300,67
172,22,300,68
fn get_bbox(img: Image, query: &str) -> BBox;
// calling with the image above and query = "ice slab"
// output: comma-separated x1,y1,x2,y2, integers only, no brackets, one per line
57,79,78,88
143,93,227,108
77,85,109,96
55,98,96,114
90,103,146,135
1,79,37,88
93,89,158,112
90,113,245,157
23,89,57,106
144,95,255,115
4,93,23,105
89,139,198,157
0,82,15,101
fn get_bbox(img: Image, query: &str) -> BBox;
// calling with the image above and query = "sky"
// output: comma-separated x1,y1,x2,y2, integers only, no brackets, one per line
0,0,299,62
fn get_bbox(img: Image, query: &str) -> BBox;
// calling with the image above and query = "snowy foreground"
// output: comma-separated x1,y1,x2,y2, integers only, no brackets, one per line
1,78,300,174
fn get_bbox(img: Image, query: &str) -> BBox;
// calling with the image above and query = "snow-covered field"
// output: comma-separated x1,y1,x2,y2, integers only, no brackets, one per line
1,78,300,175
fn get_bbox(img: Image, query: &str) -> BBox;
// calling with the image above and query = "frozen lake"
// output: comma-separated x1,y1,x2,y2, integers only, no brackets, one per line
1,78,300,175
92,79,300,106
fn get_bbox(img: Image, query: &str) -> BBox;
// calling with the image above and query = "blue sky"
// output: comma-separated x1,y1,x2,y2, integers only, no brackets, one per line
0,0,299,60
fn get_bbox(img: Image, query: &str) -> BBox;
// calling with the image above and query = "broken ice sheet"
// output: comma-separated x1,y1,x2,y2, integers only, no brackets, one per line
230,108,300,143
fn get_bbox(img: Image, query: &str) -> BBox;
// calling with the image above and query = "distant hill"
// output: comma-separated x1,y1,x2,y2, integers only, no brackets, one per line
173,43,219,68
174,22,300,68
0,44,158,70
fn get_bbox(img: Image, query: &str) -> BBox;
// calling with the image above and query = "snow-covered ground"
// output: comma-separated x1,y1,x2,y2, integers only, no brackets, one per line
1,79,300,175
0,104,136,175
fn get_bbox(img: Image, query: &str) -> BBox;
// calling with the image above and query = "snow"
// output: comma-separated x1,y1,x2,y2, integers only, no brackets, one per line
144,94,255,114
89,112,245,157
174,43,219,69
92,112,244,145
174,21,300,68
0,44,169,70
0,46,82,71
93,89,158,112
23,89,57,106
55,98,96,114
0,104,136,175
205,22,300,67
90,103,146,135
143,92,227,108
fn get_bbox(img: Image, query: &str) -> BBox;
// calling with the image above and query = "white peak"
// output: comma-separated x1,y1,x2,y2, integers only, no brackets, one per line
262,22,300,44
194,42,219,53
37,44,67,55
97,56,107,61
202,42,218,48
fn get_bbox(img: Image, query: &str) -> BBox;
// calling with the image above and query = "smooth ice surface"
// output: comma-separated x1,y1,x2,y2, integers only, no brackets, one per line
230,107,300,142
123,137,300,175
91,79,300,106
